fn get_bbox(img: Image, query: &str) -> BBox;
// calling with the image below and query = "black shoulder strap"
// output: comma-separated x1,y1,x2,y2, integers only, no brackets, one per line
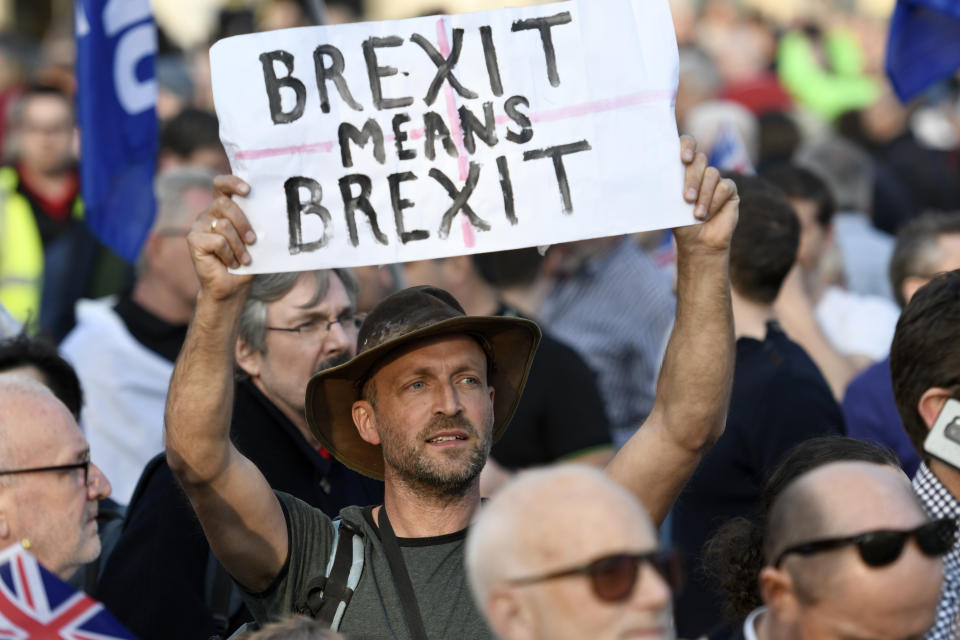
299,518,364,630
378,507,429,640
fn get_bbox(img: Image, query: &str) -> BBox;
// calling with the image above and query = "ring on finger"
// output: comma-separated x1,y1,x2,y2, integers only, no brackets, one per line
210,218,218,232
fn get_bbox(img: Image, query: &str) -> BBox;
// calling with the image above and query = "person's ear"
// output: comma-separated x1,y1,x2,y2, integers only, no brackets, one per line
759,566,799,620
235,337,262,378
353,400,381,446
486,589,535,640
900,276,931,307
918,387,954,431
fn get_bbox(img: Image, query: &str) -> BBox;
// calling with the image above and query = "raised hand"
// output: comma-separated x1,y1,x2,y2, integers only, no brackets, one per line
188,175,258,301
673,135,739,256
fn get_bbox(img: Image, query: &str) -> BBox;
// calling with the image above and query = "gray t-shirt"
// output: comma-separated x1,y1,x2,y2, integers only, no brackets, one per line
243,491,492,640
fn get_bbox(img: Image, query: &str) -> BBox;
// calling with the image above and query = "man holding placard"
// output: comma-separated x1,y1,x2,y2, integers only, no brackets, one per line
166,134,735,638
165,1,739,637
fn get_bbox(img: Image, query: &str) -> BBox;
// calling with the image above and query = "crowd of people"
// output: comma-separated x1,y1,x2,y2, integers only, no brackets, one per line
0,0,959,638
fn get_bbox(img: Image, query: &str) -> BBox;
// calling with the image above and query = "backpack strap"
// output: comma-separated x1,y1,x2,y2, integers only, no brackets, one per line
299,518,365,630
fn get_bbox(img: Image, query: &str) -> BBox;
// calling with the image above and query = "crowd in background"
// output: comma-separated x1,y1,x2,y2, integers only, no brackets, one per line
0,0,959,638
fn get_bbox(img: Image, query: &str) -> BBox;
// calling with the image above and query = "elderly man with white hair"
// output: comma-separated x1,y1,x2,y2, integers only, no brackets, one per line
0,375,112,579
466,466,680,640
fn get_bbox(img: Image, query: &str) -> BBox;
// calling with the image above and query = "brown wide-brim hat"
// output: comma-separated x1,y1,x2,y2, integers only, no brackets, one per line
305,285,541,480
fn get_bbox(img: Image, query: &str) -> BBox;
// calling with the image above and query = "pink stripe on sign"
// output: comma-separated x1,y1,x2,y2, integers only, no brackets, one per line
435,16,475,248
231,92,675,161
235,139,336,160
530,90,675,124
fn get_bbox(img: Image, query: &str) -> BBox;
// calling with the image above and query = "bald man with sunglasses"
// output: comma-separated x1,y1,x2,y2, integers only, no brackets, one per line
747,461,953,640
466,465,681,640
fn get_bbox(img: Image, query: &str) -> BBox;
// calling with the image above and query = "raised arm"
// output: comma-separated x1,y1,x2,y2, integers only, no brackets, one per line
165,175,288,592
606,137,738,525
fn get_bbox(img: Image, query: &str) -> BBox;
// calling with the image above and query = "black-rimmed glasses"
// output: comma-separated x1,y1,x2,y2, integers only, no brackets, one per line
266,312,365,342
507,549,682,603
0,459,90,487
773,517,957,568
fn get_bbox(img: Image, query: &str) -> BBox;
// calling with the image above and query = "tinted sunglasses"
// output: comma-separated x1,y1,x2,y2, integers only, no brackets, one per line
507,549,682,603
773,517,957,568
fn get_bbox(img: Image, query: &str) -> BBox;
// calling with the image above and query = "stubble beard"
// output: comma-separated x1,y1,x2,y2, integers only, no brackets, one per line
381,412,493,500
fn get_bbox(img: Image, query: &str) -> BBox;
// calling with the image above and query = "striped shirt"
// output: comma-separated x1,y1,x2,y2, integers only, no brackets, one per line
541,237,675,445
912,463,960,640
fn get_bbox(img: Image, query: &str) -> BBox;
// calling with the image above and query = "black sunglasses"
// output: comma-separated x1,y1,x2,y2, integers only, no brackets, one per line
507,549,682,603
774,517,957,568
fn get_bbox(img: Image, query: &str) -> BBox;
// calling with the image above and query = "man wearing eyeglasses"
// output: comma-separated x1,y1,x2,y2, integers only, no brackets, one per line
94,269,384,640
466,465,678,639
0,376,112,580
746,461,948,640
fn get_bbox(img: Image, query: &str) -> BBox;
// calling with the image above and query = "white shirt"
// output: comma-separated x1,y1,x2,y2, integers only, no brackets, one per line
60,298,175,504
816,286,901,361
743,606,766,640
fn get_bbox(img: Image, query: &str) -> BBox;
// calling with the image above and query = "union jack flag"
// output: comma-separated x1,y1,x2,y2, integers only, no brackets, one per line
0,544,137,639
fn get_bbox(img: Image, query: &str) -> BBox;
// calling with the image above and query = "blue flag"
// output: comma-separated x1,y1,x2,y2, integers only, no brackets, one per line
886,0,960,102
75,0,158,264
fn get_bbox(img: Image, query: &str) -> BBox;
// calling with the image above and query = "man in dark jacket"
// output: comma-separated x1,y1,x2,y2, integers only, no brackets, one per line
672,175,845,638
94,269,383,639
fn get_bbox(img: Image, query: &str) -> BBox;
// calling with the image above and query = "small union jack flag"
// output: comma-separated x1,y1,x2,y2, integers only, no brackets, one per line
0,544,137,639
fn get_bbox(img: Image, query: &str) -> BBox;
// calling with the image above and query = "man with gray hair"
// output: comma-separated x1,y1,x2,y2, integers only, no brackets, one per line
466,465,677,640
60,166,216,504
94,268,383,640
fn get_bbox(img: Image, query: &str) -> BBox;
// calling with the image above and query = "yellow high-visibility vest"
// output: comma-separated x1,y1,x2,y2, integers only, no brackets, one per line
0,166,83,326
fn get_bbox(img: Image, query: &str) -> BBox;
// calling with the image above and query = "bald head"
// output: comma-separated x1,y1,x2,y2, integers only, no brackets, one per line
767,461,923,565
0,374,111,579
467,466,670,640
760,462,943,640
468,465,656,600
0,375,76,471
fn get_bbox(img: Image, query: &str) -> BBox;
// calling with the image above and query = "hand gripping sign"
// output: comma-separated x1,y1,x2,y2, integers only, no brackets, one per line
210,0,693,273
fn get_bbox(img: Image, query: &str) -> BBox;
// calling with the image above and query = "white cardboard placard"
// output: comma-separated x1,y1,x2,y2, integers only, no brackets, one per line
210,0,692,273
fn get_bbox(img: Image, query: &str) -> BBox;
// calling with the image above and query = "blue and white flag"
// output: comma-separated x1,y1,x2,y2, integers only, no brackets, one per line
707,122,755,175
0,544,137,638
886,0,960,102
75,0,158,264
